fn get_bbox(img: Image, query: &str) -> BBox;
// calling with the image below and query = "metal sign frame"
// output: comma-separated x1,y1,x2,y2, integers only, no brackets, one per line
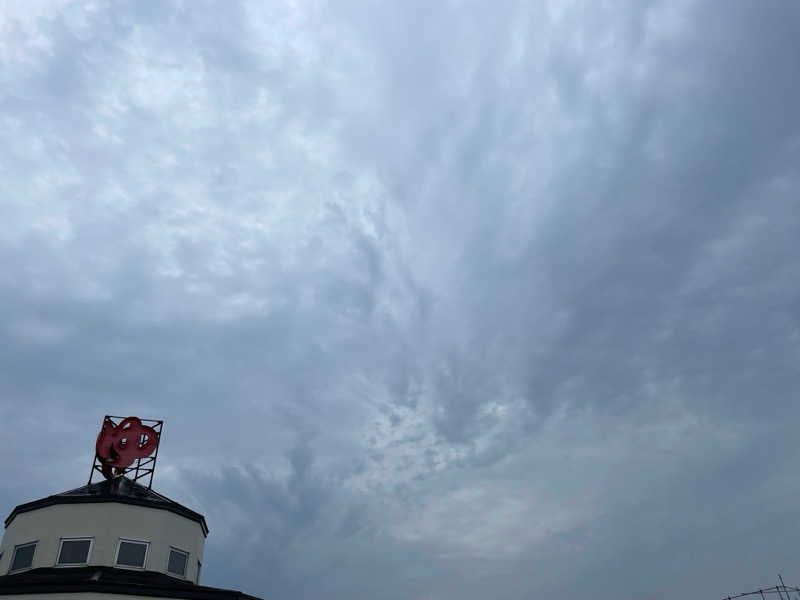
89,415,163,489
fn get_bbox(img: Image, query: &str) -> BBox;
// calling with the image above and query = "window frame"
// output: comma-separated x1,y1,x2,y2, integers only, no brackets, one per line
114,538,150,570
8,541,37,573
166,546,190,579
56,537,94,567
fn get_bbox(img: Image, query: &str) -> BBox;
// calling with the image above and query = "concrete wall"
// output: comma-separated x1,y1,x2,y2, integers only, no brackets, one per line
0,503,204,582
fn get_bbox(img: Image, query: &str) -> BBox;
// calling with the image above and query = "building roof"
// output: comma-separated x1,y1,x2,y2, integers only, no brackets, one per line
0,566,261,599
4,477,209,536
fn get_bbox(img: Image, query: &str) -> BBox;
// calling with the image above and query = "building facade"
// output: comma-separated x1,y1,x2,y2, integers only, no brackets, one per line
0,477,261,600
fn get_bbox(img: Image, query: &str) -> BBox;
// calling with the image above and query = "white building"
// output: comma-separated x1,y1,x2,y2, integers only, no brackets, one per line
0,476,261,600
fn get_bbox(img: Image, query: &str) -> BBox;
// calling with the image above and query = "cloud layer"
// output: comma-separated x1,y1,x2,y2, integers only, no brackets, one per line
1,1,799,599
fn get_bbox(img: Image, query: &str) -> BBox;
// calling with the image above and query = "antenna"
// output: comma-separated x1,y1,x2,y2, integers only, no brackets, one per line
89,415,164,489
721,579,800,600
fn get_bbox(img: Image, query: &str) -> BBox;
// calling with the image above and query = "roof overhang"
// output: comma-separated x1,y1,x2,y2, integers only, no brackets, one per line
0,566,260,599
4,479,209,536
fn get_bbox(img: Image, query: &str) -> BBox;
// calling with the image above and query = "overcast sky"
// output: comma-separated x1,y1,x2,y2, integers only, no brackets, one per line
1,1,799,599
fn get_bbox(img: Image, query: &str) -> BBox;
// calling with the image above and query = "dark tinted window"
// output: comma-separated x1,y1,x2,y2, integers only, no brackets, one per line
167,548,188,576
116,541,147,567
58,539,91,564
197,560,202,583
11,544,36,571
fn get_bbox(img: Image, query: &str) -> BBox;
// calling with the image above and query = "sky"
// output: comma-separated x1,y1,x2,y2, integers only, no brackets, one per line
1,1,799,599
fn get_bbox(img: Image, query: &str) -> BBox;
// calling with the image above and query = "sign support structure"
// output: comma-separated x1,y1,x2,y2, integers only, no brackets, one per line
89,415,163,489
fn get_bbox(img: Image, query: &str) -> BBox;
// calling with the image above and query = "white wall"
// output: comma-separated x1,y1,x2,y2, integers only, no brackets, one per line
0,502,205,582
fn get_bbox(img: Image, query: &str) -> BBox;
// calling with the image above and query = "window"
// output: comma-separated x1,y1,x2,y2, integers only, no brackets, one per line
116,540,148,568
196,560,202,584
10,542,36,572
167,547,189,577
57,538,92,565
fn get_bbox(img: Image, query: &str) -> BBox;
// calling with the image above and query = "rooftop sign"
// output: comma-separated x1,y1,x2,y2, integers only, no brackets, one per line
89,415,163,489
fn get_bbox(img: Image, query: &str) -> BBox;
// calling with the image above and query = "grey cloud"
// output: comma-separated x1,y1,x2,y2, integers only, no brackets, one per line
1,1,799,599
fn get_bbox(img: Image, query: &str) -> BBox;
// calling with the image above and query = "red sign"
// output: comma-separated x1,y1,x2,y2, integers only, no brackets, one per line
96,416,159,478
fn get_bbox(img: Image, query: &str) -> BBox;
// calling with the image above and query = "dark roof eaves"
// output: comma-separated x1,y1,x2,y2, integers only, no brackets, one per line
0,581,259,599
5,494,209,536
0,567,261,599
0,582,260,599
